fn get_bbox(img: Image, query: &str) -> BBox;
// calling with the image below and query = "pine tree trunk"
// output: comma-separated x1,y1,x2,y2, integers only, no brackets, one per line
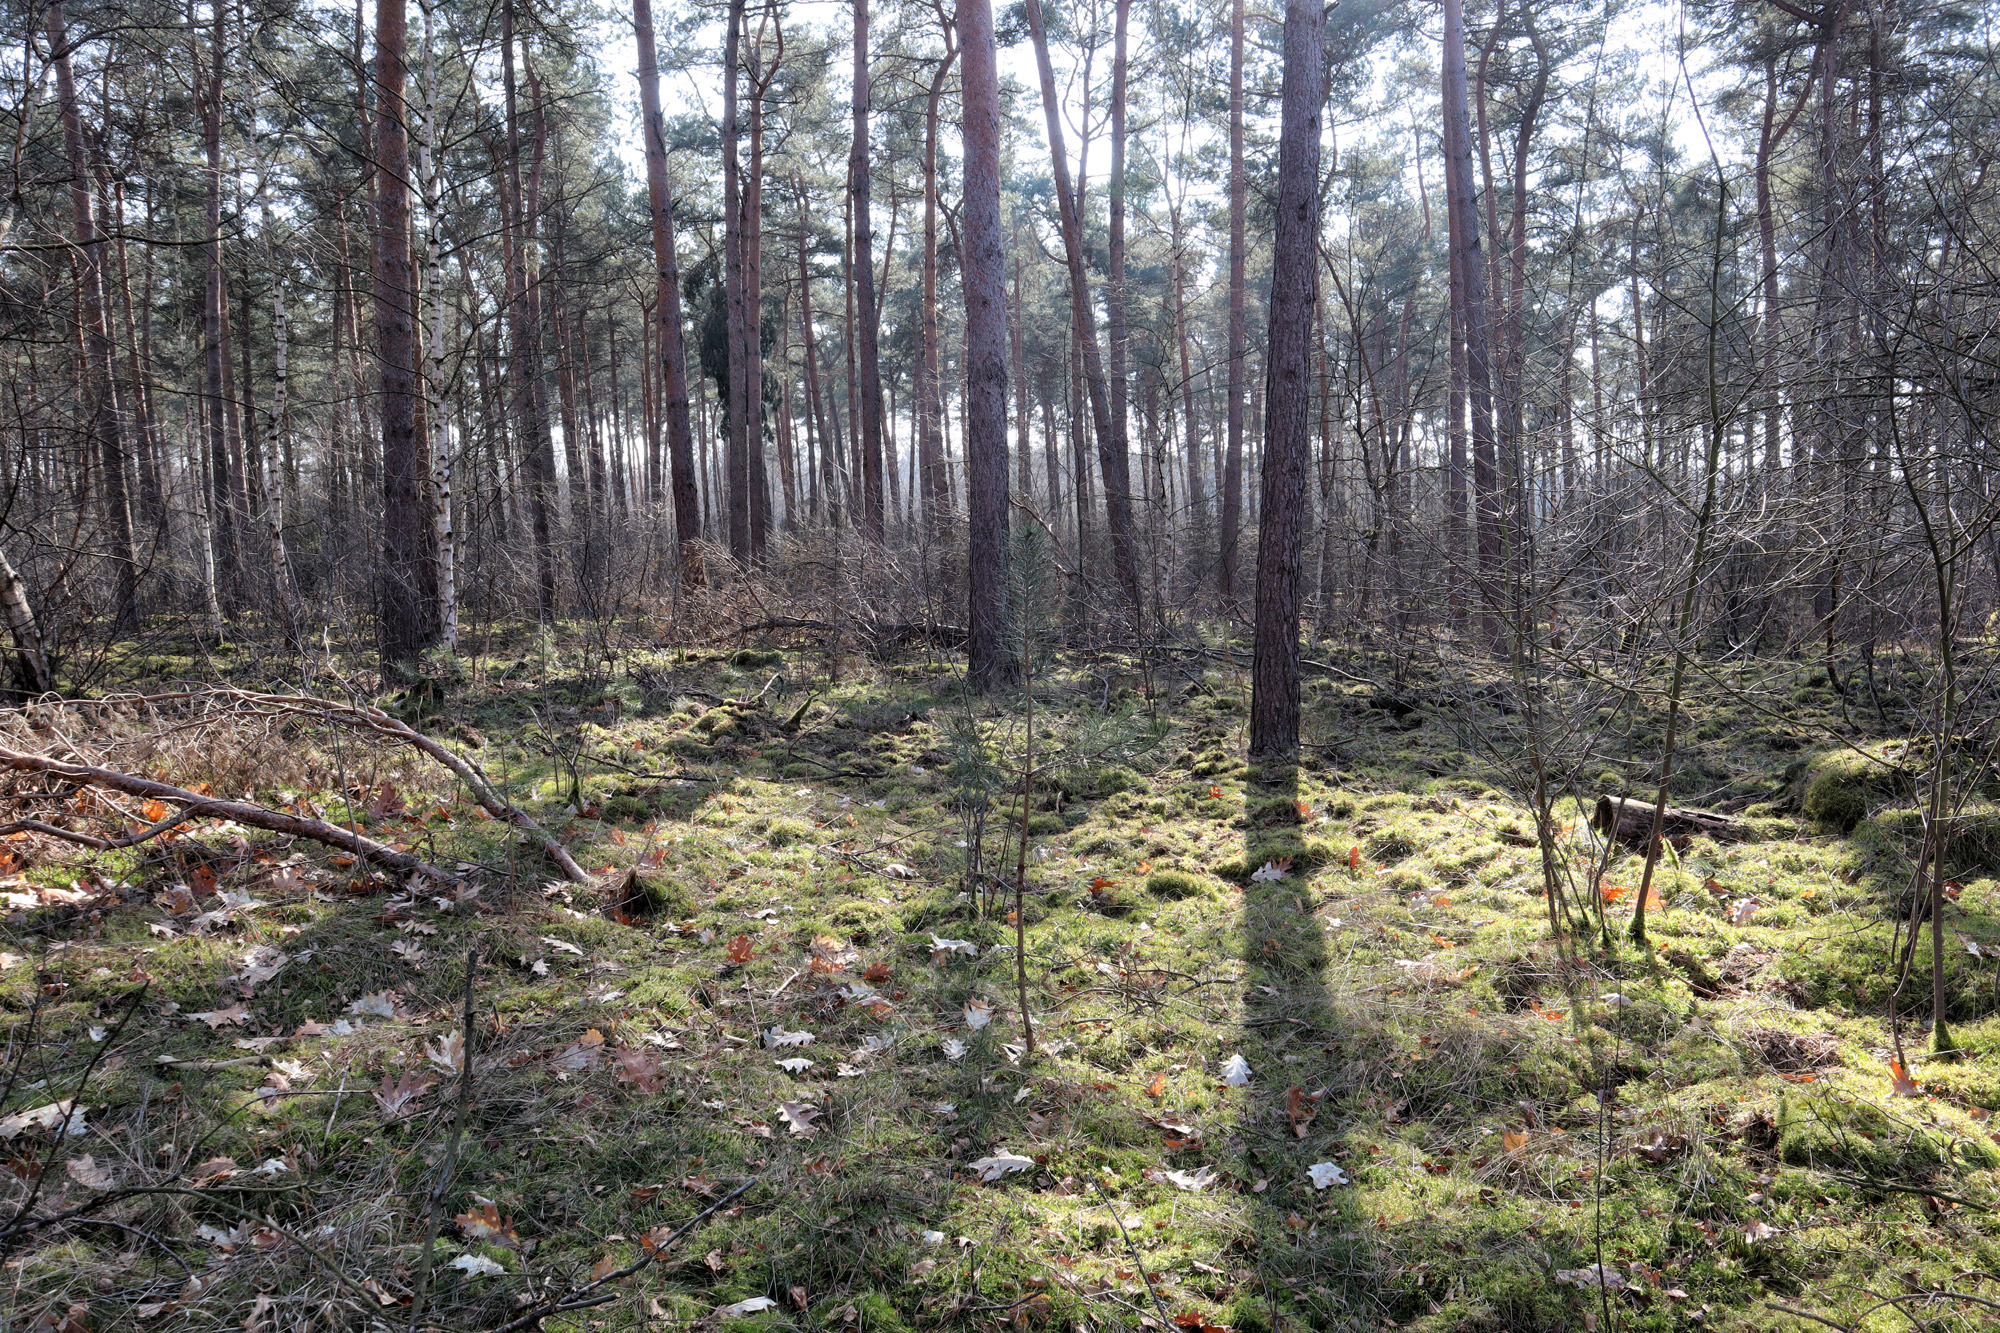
1247,0,1324,763
203,0,243,610
1219,0,1247,606
1023,0,1143,627
635,0,706,588
47,2,138,631
374,0,429,668
851,0,886,538
1441,0,1499,648
962,0,1010,689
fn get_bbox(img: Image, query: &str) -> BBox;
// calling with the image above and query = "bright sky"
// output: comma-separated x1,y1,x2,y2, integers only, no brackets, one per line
583,0,1723,209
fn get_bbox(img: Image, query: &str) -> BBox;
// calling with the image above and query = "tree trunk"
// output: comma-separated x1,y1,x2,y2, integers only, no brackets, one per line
374,0,430,669
918,40,957,537
417,0,456,650
1220,0,1247,606
1247,0,1324,762
203,0,243,610
961,0,1011,690
1022,0,1143,629
635,0,705,588
1441,0,1499,648
851,0,887,539
501,0,559,621
47,2,138,632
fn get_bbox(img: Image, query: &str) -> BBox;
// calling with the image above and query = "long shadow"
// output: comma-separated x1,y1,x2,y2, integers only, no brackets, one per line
1229,762,1377,1332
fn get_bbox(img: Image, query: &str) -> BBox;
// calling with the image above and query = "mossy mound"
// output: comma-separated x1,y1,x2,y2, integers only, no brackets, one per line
1799,745,1913,830
1145,868,1221,901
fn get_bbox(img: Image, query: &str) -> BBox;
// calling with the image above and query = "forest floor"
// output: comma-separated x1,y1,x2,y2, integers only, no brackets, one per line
4,631,2000,1333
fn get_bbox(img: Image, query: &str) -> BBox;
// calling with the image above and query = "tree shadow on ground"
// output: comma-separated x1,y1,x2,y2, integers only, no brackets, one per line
1228,762,1382,1332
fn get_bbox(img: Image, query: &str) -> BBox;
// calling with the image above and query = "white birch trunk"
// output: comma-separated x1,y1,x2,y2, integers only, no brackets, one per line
419,0,457,651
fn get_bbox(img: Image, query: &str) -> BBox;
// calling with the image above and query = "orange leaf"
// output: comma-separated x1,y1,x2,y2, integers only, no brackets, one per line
1502,1128,1527,1154
862,961,893,983
141,798,171,822
1889,1059,1920,1097
1091,876,1118,890
1207,786,1223,800
1599,883,1627,903
1145,1072,1167,1098
725,935,756,964
1348,846,1361,869
189,863,218,896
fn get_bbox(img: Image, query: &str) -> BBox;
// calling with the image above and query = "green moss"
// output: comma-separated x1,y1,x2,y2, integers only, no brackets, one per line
761,817,816,848
1801,745,1912,830
1145,868,1220,901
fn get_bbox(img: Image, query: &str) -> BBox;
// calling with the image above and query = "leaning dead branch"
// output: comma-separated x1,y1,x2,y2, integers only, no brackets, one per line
0,742,445,877
205,688,589,882
35,686,591,882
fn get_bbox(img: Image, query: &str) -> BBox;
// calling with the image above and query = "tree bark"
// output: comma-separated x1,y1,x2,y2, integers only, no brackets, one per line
374,0,430,669
851,0,886,539
203,0,243,610
1247,0,1324,762
1441,0,1499,648
1022,0,1143,628
1220,0,1247,606
635,0,706,589
961,0,1010,690
501,0,559,620
47,3,138,632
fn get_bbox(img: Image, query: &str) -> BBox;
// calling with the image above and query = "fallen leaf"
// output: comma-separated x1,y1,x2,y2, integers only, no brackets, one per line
716,1297,778,1319
450,1253,507,1276
347,991,400,1019
372,1069,436,1120
765,1025,814,1049
1163,1166,1216,1192
64,1154,113,1188
1889,1059,1920,1097
1145,1072,1167,1098
1220,1054,1252,1087
778,1102,821,1137
1307,1161,1348,1189
726,935,757,964
455,1203,517,1245
189,1156,239,1185
190,1004,251,1029
967,1150,1036,1183
426,1030,466,1074
614,1047,666,1093
963,1000,993,1030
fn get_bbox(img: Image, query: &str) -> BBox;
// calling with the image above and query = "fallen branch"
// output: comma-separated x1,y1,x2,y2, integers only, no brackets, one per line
214,690,588,883
0,742,443,877
0,806,197,849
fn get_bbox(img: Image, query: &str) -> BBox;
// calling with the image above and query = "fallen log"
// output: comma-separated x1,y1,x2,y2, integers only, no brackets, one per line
0,743,444,877
1592,795,1748,848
